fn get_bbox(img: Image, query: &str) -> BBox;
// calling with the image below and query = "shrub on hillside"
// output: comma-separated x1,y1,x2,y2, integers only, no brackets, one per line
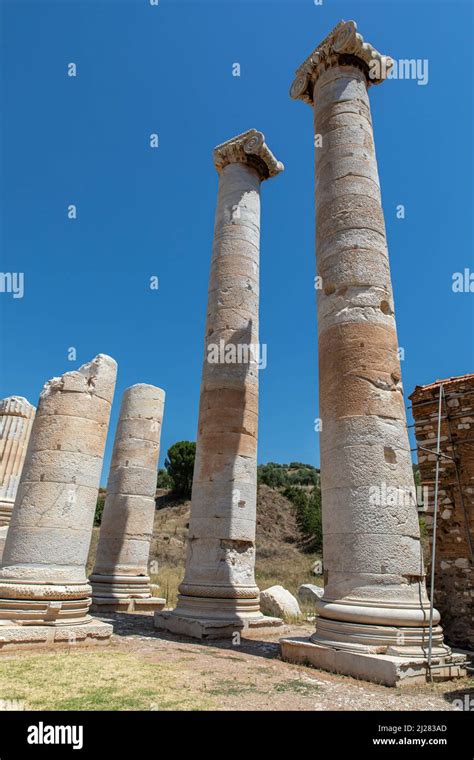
286,468,319,486
257,463,287,488
94,495,105,526
165,441,196,500
258,462,320,488
283,484,322,553
156,468,173,489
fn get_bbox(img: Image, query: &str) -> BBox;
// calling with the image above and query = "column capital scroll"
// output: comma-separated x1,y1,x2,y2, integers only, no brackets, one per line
290,20,393,105
213,129,284,181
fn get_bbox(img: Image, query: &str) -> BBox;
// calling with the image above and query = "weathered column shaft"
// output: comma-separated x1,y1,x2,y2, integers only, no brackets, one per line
295,23,434,642
90,384,166,612
0,397,36,526
179,160,261,611
0,354,116,626
280,22,465,684
155,130,284,637
314,62,430,628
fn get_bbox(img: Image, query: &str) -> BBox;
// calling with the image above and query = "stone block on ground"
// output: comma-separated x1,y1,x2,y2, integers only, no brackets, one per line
298,583,324,604
260,585,301,619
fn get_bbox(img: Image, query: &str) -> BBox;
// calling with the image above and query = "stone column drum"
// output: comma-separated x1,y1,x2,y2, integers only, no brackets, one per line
280,21,465,685
90,384,166,613
0,397,36,526
0,355,117,650
155,130,284,639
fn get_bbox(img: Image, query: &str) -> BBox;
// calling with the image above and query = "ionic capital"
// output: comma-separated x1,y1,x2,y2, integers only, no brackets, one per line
290,20,393,105
213,129,284,181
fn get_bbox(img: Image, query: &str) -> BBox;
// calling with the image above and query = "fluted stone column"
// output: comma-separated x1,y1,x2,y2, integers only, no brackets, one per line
90,384,166,613
0,355,117,650
155,130,284,639
0,397,36,527
280,21,465,685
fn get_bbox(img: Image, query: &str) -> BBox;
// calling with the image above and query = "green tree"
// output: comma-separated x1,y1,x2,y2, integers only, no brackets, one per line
287,467,319,486
165,441,196,499
283,484,323,553
94,494,105,526
257,462,320,488
257,463,286,488
305,487,323,551
156,468,173,489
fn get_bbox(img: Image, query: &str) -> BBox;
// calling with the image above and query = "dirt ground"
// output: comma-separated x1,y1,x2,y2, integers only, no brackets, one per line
0,613,471,711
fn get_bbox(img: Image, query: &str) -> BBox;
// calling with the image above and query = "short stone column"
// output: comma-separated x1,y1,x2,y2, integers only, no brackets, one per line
155,130,284,639
280,21,465,685
90,384,166,613
0,397,36,527
0,354,117,650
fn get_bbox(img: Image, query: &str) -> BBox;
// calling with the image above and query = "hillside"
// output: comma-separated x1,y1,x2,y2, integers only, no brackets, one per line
88,485,321,609
257,462,320,489
150,484,306,566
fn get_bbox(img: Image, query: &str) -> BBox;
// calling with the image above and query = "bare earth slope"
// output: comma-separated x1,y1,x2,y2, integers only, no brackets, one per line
150,484,304,566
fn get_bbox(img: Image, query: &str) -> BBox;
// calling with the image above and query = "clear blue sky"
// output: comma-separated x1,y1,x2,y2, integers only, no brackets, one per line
1,0,473,484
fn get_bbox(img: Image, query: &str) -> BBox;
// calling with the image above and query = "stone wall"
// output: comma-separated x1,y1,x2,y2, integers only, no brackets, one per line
410,374,474,650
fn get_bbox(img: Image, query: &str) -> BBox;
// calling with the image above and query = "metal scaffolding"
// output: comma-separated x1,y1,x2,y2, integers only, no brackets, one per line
409,383,474,677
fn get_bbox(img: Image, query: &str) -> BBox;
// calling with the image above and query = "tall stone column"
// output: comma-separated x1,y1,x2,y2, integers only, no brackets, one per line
155,129,284,639
281,21,465,685
0,397,36,527
0,354,117,650
90,384,166,613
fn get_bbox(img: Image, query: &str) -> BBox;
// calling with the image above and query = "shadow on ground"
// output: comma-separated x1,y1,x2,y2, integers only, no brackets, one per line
96,611,302,661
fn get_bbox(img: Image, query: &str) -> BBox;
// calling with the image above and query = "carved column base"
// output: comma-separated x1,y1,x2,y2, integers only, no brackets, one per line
90,597,165,614
175,589,262,619
155,586,285,639
0,581,93,625
0,500,14,527
316,594,438,628
90,573,165,614
281,591,466,686
280,635,467,687
155,607,284,641
0,619,113,652
312,593,454,657
310,618,450,659
90,573,153,599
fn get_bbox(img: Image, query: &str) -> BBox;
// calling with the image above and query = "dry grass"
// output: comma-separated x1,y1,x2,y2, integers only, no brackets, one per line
151,565,182,608
256,553,322,618
0,638,468,712
0,651,213,711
